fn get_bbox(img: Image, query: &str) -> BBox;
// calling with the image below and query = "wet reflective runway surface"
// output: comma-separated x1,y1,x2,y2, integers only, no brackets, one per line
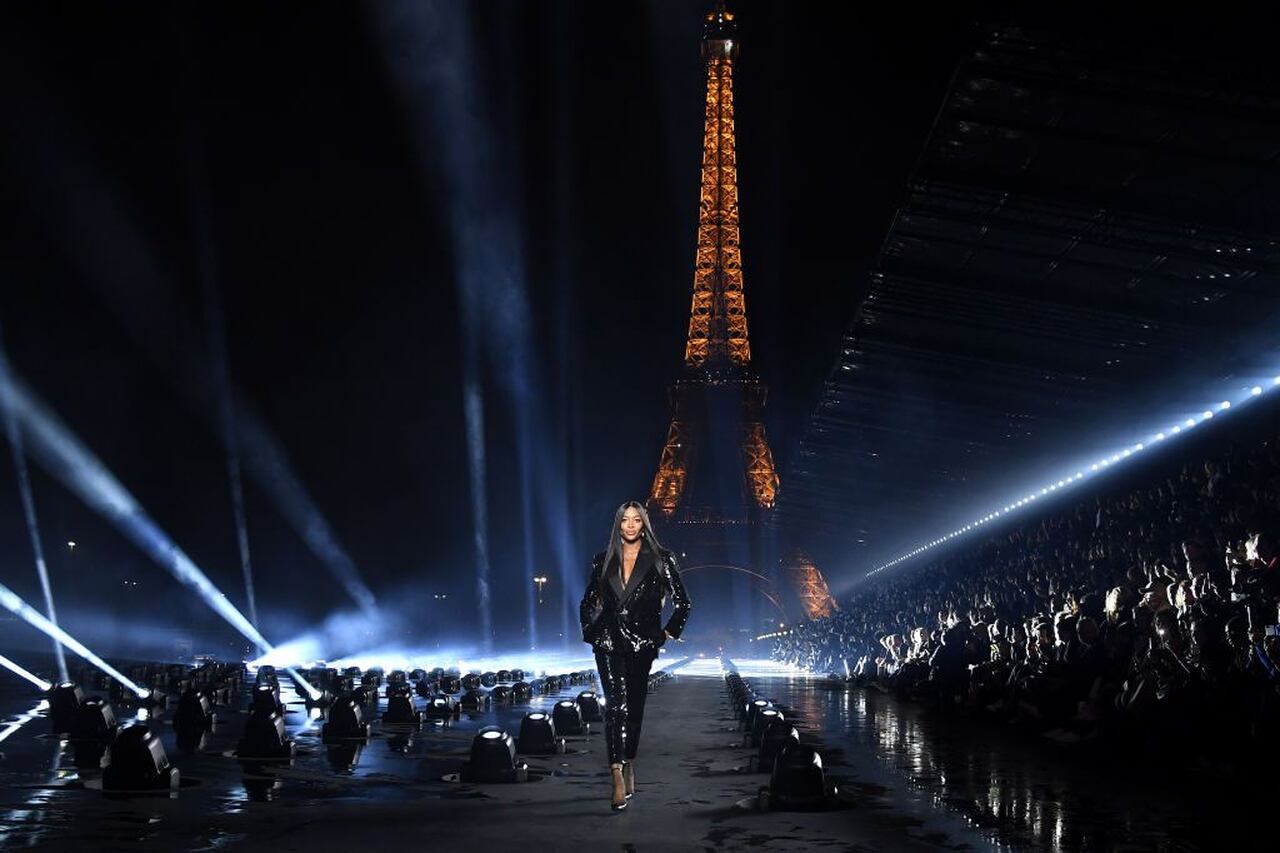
1,661,1273,851
0,666,600,850
744,664,1274,852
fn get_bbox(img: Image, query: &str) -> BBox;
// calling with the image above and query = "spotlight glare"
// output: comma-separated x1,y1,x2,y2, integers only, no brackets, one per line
1156,432,1165,440
1220,401,1231,410
1252,386,1263,396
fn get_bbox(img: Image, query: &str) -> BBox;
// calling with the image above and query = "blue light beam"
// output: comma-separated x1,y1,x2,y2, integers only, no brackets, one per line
3,70,377,619
0,360,319,698
1,397,68,682
0,654,51,692
0,581,146,696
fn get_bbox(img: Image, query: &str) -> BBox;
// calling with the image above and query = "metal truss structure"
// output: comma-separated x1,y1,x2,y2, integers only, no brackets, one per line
646,3,828,621
782,550,838,620
776,21,1280,575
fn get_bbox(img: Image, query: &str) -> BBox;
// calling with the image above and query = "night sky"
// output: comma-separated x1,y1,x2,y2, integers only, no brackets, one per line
0,1,988,654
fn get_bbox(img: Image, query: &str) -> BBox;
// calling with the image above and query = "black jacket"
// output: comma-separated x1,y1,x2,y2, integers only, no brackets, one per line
580,543,692,654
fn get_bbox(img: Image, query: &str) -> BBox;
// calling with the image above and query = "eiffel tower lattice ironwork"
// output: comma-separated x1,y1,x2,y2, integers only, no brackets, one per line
646,4,837,626
648,3,778,530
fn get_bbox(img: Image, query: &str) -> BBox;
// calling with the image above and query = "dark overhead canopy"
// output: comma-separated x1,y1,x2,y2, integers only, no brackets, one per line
777,23,1280,581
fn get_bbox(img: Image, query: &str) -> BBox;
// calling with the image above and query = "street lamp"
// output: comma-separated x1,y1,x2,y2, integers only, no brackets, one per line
533,576,548,604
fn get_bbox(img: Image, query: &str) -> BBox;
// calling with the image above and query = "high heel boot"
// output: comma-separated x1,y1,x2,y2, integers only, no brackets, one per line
610,763,627,811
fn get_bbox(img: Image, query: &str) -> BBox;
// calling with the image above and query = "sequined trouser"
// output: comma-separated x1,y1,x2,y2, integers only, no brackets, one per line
594,649,656,765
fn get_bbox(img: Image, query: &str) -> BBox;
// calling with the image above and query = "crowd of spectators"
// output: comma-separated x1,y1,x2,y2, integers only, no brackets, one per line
774,432,1280,759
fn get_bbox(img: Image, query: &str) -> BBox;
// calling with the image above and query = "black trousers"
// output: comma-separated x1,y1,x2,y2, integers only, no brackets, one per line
593,649,656,765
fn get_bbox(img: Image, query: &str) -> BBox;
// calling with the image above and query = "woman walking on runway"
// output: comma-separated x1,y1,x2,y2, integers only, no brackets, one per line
580,501,692,810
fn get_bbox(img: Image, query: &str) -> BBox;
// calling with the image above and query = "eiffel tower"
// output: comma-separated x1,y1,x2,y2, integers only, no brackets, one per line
647,3,798,632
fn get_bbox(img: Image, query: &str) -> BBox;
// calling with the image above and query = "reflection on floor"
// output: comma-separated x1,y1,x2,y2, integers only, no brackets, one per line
2,654,1267,850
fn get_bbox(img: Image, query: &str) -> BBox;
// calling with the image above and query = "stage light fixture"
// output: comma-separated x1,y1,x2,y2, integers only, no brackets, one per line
322,696,371,740
551,698,584,735
305,689,335,720
744,697,771,732
755,718,800,774
516,711,564,755
439,675,462,694
460,726,528,783
751,707,784,747
576,690,604,723
250,683,284,716
490,685,513,704
70,696,119,742
103,724,180,793
461,673,482,691
480,672,498,688
173,688,215,733
48,682,85,733
383,686,424,727
509,668,524,681
496,669,512,683
511,681,532,702
761,743,832,811
460,688,490,711
236,707,295,759
424,694,459,720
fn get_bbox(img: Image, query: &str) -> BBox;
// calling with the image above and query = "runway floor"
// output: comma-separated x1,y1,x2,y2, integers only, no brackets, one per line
0,657,1270,851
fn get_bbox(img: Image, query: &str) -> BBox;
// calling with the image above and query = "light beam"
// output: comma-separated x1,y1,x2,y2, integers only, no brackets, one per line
1,393,68,682
0,360,320,699
0,654,51,692
0,581,147,696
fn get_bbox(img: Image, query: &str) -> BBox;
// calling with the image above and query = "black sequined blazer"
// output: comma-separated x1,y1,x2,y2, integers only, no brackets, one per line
579,542,692,654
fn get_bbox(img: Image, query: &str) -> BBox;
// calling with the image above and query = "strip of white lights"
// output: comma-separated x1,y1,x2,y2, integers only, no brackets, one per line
868,379,1279,578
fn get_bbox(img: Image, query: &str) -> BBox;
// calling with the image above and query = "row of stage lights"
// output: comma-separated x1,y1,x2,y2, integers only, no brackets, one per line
870,379,1280,577
0,363,323,702
0,658,691,794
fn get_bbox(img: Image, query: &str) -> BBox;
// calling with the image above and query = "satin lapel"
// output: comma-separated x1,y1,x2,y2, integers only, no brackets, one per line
619,548,655,605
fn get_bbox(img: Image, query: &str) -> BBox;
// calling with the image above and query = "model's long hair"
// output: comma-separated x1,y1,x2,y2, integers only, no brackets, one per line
602,500,664,583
